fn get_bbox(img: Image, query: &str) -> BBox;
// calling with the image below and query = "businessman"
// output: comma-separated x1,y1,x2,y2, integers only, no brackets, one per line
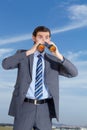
2,26,78,130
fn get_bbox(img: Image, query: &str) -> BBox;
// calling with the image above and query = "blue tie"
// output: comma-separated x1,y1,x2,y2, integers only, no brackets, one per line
35,54,43,99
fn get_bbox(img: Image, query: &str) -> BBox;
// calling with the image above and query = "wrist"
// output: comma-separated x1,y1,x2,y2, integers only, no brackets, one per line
26,49,33,56
55,52,63,61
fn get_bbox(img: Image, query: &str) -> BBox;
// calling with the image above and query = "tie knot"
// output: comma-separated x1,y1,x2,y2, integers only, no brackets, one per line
37,54,42,58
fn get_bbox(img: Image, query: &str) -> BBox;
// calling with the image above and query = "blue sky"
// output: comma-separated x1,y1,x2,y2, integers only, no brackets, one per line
0,0,87,126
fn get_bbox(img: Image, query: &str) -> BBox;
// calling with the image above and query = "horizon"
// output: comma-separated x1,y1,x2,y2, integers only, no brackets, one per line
0,122,87,128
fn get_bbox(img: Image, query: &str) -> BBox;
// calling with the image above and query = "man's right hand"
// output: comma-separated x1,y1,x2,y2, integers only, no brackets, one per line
26,42,40,56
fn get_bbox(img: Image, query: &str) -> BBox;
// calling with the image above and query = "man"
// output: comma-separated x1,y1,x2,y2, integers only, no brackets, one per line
2,26,78,130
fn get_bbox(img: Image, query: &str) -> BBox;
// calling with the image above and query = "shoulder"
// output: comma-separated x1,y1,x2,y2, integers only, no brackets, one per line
16,49,27,53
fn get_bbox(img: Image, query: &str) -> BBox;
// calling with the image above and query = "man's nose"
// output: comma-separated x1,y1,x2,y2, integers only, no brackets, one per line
41,38,46,43
43,37,47,42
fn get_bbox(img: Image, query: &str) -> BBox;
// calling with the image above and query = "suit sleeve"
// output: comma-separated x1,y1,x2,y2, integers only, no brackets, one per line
2,50,27,70
58,57,78,78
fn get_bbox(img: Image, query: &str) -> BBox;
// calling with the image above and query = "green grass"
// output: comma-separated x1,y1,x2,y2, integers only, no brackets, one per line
0,126,13,130
0,126,56,130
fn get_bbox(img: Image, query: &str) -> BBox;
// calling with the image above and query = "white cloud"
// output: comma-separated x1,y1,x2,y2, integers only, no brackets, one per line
0,81,14,88
52,4,87,34
0,48,14,58
0,34,32,45
68,5,87,21
51,21,87,34
64,50,87,61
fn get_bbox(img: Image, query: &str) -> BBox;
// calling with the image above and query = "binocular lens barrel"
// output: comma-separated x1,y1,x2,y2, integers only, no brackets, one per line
37,43,56,53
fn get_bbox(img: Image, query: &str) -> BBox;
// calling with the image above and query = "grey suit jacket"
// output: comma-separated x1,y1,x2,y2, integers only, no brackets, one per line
2,50,78,121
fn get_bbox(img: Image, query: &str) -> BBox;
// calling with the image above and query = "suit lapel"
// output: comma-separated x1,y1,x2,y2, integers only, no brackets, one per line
28,54,34,80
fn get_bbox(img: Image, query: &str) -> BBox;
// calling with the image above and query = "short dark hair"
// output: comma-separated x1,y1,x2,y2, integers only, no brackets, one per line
32,26,51,37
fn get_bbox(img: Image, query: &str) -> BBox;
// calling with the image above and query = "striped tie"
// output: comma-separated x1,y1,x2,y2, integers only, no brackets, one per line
35,54,43,99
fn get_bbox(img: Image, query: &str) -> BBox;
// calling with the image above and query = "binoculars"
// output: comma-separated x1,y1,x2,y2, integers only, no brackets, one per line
37,43,56,53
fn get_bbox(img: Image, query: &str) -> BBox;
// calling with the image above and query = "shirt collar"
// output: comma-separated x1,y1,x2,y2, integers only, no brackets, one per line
34,51,45,58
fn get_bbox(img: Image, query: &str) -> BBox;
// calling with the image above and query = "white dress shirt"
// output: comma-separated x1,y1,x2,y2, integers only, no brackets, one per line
26,51,51,100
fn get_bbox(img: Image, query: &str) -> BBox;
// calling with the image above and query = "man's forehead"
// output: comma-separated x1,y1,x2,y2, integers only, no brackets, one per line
37,31,50,36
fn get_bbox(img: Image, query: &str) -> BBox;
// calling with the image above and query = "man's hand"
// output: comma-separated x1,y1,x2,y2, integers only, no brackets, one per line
26,42,40,56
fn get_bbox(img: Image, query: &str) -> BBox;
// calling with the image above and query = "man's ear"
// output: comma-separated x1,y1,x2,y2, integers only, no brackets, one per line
32,35,35,42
